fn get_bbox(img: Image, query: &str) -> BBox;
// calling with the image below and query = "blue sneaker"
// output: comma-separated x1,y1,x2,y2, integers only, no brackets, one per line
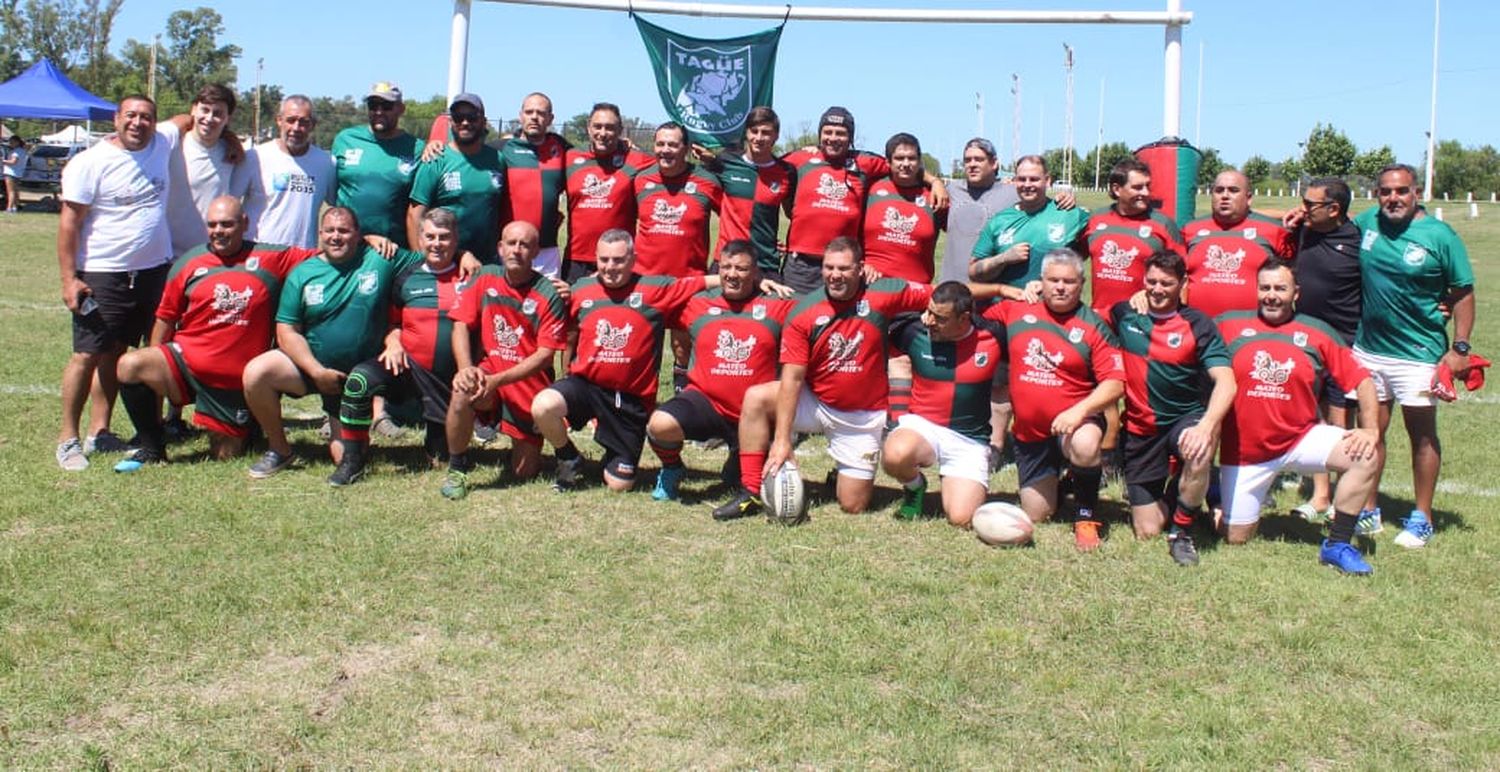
113,446,164,473
652,464,686,501
1393,510,1433,549
1355,507,1383,536
1319,539,1373,575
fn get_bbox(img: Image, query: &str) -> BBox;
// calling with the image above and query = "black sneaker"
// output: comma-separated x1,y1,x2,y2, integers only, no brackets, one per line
327,448,367,487
1167,532,1200,567
113,445,166,473
553,455,585,492
712,489,762,521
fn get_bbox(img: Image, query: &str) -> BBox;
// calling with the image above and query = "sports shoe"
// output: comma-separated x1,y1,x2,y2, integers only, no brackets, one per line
473,422,499,445
553,455,585,492
56,438,88,471
84,430,131,454
371,414,403,440
1319,539,1373,575
1073,518,1102,552
1293,502,1333,524
327,451,366,487
440,469,470,501
1393,511,1433,549
113,446,165,473
653,464,686,501
1167,531,1200,566
896,476,927,520
163,417,196,444
1355,507,1384,536
711,488,762,521
248,449,293,479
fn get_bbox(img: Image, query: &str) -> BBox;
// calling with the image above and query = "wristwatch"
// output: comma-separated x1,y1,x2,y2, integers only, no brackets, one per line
1452,340,1472,355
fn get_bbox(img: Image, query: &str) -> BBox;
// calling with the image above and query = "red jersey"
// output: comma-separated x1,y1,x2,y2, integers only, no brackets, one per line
779,277,931,412
157,241,315,389
498,132,571,248
713,151,796,272
569,273,708,406
680,290,799,422
1216,310,1367,466
451,265,571,424
1084,207,1185,316
1183,211,1294,320
563,146,654,266
782,148,890,256
982,300,1125,443
389,263,467,378
633,163,723,277
862,179,944,283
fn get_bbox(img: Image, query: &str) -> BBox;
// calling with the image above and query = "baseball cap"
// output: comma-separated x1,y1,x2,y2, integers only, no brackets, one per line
367,82,403,103
449,92,485,114
819,106,855,138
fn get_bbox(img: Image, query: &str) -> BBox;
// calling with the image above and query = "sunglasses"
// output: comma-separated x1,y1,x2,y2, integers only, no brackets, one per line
450,113,484,125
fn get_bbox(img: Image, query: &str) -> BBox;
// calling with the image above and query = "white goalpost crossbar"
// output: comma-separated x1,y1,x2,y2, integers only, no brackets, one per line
447,0,1192,135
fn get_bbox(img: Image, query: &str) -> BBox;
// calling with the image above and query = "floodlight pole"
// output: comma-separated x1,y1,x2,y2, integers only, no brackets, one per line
1163,0,1182,137
1423,0,1439,202
449,0,473,101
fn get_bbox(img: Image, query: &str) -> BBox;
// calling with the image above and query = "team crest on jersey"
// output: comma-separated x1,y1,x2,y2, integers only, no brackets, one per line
1022,314,1037,323
1243,227,1258,240
816,173,849,201
491,317,525,349
1204,244,1246,272
1023,338,1064,372
708,306,723,316
193,267,209,278
815,314,831,326
522,298,538,315
1197,229,1211,237
652,200,689,225
915,195,928,208
768,181,781,193
245,257,260,272
997,230,1016,247
685,181,698,195
856,300,870,317
486,287,499,297
974,351,990,367
1047,223,1067,242
572,157,586,166
1167,332,1183,348
1293,331,1309,347
1250,350,1295,386
1362,230,1378,250
489,172,503,190
1094,222,1108,231
441,171,462,192
1402,243,1428,266
1068,327,1084,343
304,283,325,305
342,148,363,166
751,304,767,320
357,271,379,295
714,330,757,363
825,331,864,370
397,160,415,176
594,319,633,351
1240,327,1256,337
1139,225,1153,238
581,173,616,199
209,283,253,326
882,208,919,236
1099,240,1138,270
875,189,890,198
581,299,594,309
644,181,658,191
628,292,644,308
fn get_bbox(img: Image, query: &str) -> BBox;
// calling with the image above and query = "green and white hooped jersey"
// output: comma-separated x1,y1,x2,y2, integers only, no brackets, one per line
1352,207,1473,364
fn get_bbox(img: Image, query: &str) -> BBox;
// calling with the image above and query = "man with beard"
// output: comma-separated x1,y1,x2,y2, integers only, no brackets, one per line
1083,159,1186,317
561,102,654,283
238,95,336,248
408,93,504,262
332,82,426,244
498,92,571,278
1183,168,1295,320
940,138,1017,285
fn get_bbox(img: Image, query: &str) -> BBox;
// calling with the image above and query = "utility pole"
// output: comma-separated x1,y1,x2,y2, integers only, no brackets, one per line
254,58,264,141
1010,74,1021,173
1063,43,1075,185
147,34,159,100
1094,77,1106,190
1194,41,1204,145
1424,0,1440,201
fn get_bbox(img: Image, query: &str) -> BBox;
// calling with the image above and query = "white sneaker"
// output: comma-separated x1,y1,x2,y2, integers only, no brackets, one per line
56,438,89,471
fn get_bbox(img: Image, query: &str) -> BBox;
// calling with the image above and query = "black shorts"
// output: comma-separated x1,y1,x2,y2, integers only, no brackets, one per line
549,375,649,481
656,387,736,446
1013,413,1107,487
344,358,453,425
71,264,169,354
561,258,595,285
1318,372,1355,410
782,253,823,295
1122,413,1203,504
297,368,347,417
162,342,252,438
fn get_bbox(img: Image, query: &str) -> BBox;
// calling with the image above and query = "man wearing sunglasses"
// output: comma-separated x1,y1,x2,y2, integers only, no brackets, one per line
407,93,505,262
332,82,426,244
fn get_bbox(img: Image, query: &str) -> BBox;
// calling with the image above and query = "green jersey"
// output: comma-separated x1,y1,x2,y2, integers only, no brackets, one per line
331,125,425,243
972,199,1091,287
276,246,426,372
1353,207,1474,364
409,145,505,261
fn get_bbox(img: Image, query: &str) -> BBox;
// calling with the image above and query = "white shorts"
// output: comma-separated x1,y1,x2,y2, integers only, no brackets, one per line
893,414,992,488
792,387,884,480
1221,424,1345,526
532,246,562,280
1352,347,1436,407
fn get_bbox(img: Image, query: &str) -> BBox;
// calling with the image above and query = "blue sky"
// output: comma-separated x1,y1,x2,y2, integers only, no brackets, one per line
109,0,1494,178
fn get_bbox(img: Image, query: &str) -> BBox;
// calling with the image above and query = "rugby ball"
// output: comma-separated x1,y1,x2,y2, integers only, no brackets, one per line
972,501,1034,547
763,463,809,526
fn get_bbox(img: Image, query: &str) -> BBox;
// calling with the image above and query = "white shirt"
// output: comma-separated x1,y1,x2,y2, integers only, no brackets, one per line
2,146,26,178
236,140,335,248
167,124,250,256
60,126,179,272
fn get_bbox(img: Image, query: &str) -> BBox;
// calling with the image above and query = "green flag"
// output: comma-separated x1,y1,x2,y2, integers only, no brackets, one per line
634,15,783,149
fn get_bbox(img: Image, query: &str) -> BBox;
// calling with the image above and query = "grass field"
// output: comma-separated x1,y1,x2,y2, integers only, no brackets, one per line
3,193,1499,767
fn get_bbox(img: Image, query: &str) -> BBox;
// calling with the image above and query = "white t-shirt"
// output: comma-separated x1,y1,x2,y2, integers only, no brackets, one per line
60,126,179,272
167,124,250,256
236,140,335,248
2,146,26,178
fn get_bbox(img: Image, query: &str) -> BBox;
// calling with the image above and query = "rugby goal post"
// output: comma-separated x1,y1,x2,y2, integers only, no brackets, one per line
446,0,1193,136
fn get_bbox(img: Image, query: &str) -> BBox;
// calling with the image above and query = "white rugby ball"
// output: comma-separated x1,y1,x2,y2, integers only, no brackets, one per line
972,501,1034,547
763,463,809,526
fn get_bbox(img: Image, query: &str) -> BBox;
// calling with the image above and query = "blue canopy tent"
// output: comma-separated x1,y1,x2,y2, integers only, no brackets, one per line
0,59,116,122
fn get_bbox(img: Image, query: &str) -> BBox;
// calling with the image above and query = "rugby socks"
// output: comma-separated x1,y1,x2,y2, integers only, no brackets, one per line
740,450,767,496
338,371,374,442
888,378,912,425
1169,499,1204,536
555,441,580,461
1328,510,1359,544
119,382,164,453
1073,465,1104,523
647,430,684,468
449,451,472,473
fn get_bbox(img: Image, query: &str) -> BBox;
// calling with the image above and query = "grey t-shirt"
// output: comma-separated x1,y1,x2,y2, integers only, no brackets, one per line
939,177,1019,284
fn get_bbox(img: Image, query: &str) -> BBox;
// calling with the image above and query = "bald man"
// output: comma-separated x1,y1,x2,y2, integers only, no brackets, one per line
1182,169,1295,320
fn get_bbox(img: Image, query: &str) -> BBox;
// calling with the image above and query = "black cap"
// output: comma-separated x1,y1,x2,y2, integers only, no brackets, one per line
819,106,855,138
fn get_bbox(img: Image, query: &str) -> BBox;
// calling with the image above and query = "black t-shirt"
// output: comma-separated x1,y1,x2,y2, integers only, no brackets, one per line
1293,220,1362,342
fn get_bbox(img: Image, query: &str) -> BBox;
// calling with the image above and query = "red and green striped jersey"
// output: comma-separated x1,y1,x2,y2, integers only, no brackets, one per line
1109,303,1230,435
451,265,571,424
713,152,795,273
157,241,315,390
1216,310,1367,466
1084,207,1184,316
863,179,944,284
891,321,1004,443
981,300,1125,443
498,132,571,249
563,146,654,266
1184,212,1294,320
633,163,723,277
780,277,931,412
781,148,890,255
390,263,466,380
569,273,709,406
681,289,799,423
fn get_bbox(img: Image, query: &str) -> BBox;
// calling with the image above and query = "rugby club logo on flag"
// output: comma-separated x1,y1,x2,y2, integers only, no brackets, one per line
635,15,784,149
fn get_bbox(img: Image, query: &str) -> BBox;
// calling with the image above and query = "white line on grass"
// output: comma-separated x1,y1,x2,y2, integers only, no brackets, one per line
2,384,60,396
0,299,65,312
